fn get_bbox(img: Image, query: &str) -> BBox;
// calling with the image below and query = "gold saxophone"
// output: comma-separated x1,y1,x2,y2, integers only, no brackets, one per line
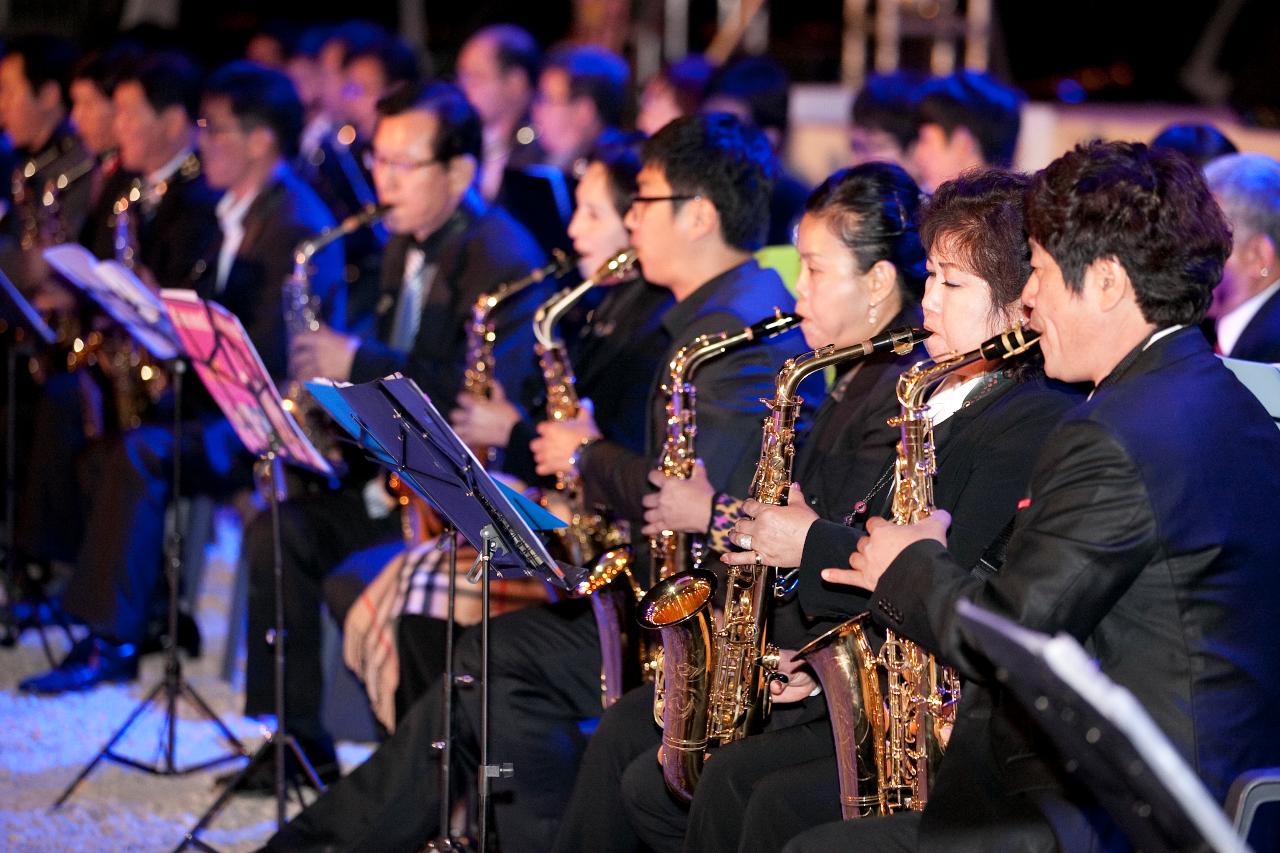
796,323,1040,818
639,324,925,801
282,202,390,471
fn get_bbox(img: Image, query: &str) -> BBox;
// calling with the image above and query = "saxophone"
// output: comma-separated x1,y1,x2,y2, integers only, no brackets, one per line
463,249,577,464
282,202,390,469
639,324,926,802
796,323,1040,818
532,247,637,565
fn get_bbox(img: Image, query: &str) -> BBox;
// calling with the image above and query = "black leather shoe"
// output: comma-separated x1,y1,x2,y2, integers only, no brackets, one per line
18,635,140,694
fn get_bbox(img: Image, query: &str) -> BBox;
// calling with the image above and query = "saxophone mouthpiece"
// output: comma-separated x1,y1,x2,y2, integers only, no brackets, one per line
871,326,929,356
746,309,801,340
978,324,1041,361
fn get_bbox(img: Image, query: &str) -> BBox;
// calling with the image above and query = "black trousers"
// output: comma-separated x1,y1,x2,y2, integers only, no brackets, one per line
267,597,604,853
17,371,93,564
242,487,399,745
62,415,247,643
782,810,920,853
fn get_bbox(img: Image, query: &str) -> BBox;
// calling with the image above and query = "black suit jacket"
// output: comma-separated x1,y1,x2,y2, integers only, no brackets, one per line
136,153,221,290
349,192,550,414
196,165,344,381
872,328,1280,851
579,259,806,584
1228,286,1280,363
783,369,1081,648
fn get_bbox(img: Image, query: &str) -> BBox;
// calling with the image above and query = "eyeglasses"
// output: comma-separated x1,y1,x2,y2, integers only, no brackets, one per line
630,194,699,207
363,151,441,178
195,118,243,138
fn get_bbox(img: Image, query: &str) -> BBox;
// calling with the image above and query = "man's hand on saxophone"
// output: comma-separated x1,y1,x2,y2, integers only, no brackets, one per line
640,459,714,536
824,510,952,592
720,482,818,569
450,379,521,450
289,321,359,382
530,399,601,477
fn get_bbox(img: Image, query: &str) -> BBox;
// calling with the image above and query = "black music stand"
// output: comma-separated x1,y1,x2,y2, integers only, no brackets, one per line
43,254,248,808
155,290,335,851
954,598,1251,853
0,267,64,658
311,374,577,851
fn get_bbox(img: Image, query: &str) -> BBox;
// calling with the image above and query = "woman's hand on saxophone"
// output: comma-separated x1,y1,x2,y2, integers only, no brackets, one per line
451,380,520,449
640,459,714,535
531,401,601,476
824,511,951,591
769,649,818,704
721,484,818,569
290,323,359,382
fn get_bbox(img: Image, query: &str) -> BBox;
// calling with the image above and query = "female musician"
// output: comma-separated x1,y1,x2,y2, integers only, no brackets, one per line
564,168,1082,853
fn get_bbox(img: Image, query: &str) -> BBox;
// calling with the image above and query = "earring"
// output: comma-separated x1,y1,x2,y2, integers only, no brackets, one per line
867,302,879,325
1262,267,1271,278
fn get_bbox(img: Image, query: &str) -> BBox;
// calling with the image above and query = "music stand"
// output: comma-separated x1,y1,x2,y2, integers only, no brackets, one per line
953,598,1250,853
156,290,333,851
311,374,576,851
0,267,64,658
42,251,248,807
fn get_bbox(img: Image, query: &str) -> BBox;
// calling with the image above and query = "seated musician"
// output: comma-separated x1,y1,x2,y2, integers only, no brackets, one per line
556,168,1081,853
265,112,802,853
790,141,1280,853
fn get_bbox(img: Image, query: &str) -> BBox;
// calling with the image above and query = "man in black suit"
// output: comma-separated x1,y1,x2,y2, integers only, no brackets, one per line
233,80,550,785
1204,153,1280,363
265,113,801,853
801,141,1280,852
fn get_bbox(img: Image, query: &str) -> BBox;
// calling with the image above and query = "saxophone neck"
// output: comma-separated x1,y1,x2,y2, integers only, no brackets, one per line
295,202,389,264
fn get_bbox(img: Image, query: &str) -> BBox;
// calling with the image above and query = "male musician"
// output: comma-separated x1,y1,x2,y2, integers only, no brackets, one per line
909,70,1023,194
0,34,91,285
1203,153,1280,363
265,112,801,852
17,60,344,695
799,141,1280,851
531,45,628,183
230,80,549,789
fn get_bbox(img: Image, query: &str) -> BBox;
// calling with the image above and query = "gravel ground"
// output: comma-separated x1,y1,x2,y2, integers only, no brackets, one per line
0,511,374,852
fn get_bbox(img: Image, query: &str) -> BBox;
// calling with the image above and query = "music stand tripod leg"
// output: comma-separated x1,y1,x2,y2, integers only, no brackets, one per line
52,360,247,811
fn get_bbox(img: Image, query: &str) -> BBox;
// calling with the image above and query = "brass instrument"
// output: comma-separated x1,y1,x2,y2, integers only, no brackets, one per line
463,249,577,464
797,323,1040,818
282,202,391,469
640,324,926,802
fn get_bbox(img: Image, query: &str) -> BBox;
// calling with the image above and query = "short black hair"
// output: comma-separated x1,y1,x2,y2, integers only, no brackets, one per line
921,169,1033,318
376,80,482,164
71,43,143,98
472,24,541,87
204,61,304,159
652,55,713,117
3,34,80,109
914,71,1023,168
805,162,927,303
705,56,791,136
1026,140,1231,327
852,72,924,152
345,33,419,88
1150,123,1239,170
120,51,204,123
542,45,629,129
642,113,776,251
323,20,392,63
589,129,645,216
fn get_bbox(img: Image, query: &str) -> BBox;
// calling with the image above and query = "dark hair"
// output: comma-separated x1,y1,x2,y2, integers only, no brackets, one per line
376,80,482,164
323,20,391,63
472,24,541,87
204,61,304,159
1026,140,1231,327
121,51,204,123
3,34,80,109
805,162,927,303
921,169,1033,319
852,72,924,151
71,43,143,98
705,55,790,135
345,34,419,88
652,54,713,116
914,71,1023,168
588,129,645,216
643,113,776,251
542,45,629,129
291,26,331,61
1151,123,1239,170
